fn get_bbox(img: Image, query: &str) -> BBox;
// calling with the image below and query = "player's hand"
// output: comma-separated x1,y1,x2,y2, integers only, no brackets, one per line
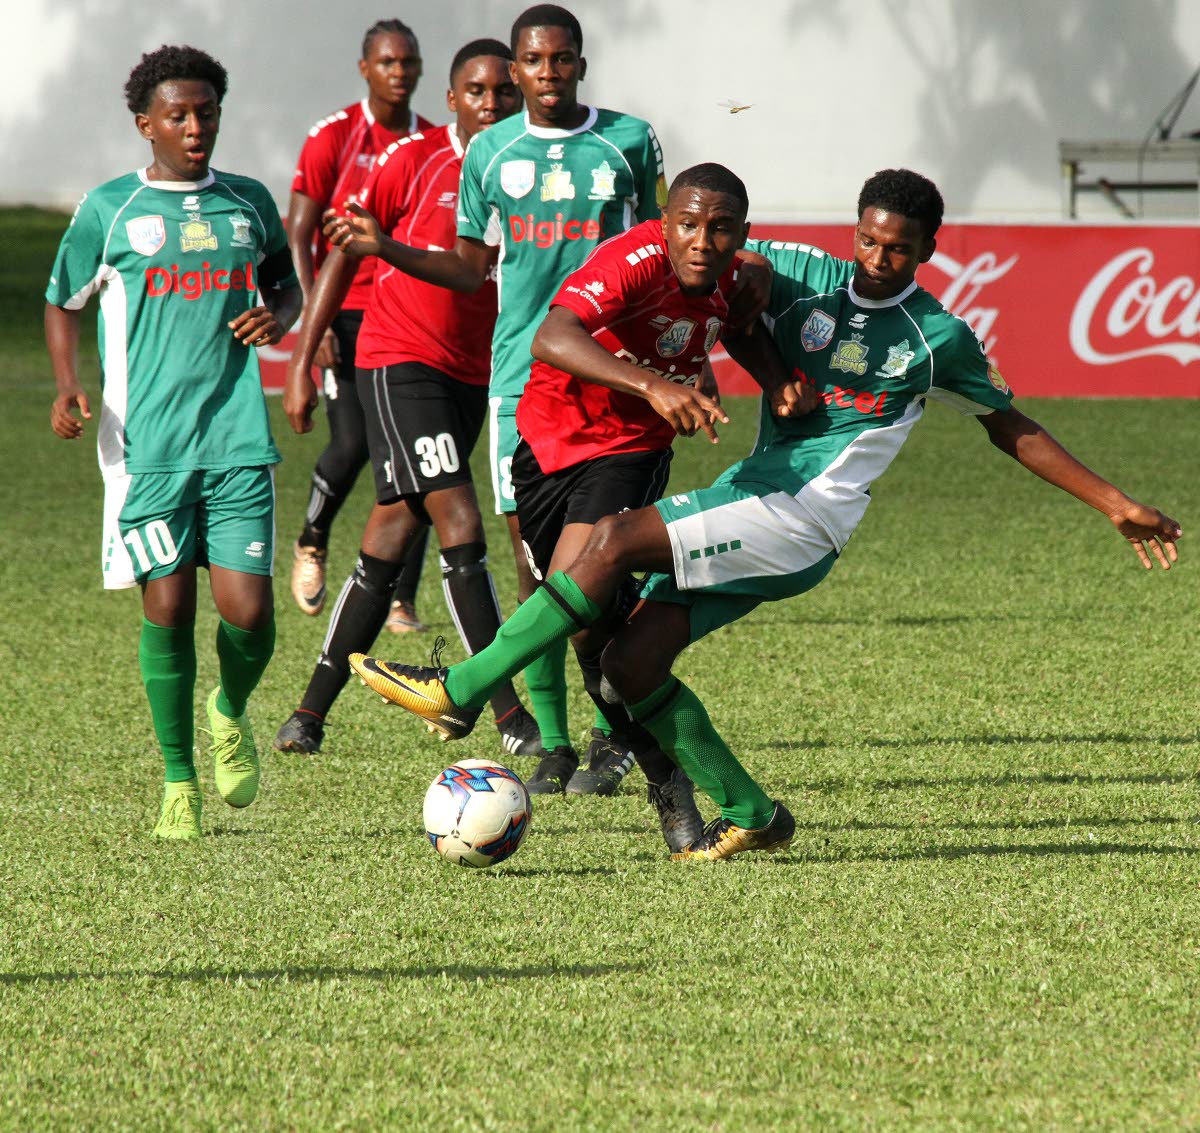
230,305,285,347
314,328,339,370
323,202,383,259
696,359,721,406
727,252,773,334
769,376,822,418
1108,502,1181,570
284,357,319,434
50,385,91,439
647,381,730,443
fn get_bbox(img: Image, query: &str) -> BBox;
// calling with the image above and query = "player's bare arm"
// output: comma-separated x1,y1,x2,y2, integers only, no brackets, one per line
533,305,729,442
286,189,339,369
45,303,91,439
723,318,820,419
229,281,301,349
979,406,1181,570
283,249,358,434
323,202,493,293
726,249,773,334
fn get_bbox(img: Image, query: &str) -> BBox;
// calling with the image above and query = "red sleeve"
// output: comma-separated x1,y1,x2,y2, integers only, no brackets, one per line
291,119,342,205
550,245,651,332
359,140,414,232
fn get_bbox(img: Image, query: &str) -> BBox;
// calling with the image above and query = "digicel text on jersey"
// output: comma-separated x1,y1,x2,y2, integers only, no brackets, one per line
145,262,257,302
508,213,602,249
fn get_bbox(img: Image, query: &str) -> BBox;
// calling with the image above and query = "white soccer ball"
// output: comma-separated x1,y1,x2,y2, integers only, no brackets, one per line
422,759,531,868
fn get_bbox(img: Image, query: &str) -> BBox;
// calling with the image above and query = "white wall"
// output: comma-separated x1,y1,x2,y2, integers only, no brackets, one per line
3,0,1197,222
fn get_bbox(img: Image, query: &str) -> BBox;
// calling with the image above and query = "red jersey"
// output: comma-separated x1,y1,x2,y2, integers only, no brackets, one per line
354,126,497,384
292,100,433,310
516,219,736,473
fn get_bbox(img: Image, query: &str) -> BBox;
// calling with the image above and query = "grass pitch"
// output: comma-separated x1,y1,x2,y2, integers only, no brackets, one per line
2,208,1198,1132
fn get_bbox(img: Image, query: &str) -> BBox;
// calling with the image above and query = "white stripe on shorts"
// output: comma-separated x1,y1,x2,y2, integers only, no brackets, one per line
666,490,838,592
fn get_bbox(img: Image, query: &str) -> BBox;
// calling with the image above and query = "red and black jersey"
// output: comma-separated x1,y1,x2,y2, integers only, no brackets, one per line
355,126,496,385
516,218,736,473
292,100,433,310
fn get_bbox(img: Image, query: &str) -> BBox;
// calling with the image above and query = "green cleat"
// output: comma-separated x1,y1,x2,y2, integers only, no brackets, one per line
154,778,203,840
207,687,260,808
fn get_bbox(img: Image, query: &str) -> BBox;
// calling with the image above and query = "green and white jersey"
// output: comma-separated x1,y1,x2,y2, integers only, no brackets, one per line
47,168,297,477
727,239,1014,550
457,106,665,405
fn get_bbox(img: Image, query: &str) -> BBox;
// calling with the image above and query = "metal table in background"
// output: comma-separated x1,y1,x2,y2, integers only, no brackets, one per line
1059,137,1200,218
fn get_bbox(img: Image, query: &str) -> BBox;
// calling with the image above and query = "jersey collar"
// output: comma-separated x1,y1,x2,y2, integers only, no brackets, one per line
449,124,465,159
138,168,216,191
847,277,920,308
360,98,417,134
523,104,598,139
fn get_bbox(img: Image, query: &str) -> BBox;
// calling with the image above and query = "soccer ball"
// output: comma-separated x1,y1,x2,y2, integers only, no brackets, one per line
422,759,531,868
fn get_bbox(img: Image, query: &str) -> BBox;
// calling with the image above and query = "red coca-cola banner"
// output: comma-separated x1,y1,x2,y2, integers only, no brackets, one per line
259,223,1200,397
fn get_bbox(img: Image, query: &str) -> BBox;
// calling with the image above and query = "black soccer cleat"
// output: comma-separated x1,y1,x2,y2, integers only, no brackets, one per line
646,767,705,854
495,704,542,759
566,729,636,796
273,710,325,754
526,746,580,795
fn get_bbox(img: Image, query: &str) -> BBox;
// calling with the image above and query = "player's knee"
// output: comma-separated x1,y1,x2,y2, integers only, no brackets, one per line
587,511,638,576
440,541,489,579
353,549,403,598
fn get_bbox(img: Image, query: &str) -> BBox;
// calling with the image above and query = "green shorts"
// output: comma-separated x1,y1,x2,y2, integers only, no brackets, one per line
102,465,276,590
641,478,838,642
488,396,521,515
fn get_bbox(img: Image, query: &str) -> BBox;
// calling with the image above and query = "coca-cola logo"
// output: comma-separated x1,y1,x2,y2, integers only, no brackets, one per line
1070,248,1200,366
929,250,1017,355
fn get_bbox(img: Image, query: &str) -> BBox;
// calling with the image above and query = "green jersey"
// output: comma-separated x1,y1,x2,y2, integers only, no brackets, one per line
726,239,1014,550
456,106,665,404
46,168,297,477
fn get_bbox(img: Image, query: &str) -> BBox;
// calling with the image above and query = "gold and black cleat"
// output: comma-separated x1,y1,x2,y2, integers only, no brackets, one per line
671,800,795,862
349,651,480,741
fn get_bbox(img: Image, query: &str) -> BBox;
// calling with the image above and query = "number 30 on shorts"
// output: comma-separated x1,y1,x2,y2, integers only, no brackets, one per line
123,520,179,573
414,432,461,478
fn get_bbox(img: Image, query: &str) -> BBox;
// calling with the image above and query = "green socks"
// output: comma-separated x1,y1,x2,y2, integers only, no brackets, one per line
445,572,601,711
215,617,276,717
524,637,571,750
139,618,197,783
630,678,775,828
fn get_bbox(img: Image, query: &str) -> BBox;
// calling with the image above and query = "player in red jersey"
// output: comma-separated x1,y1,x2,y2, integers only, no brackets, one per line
351,163,794,850
274,39,541,760
286,19,435,631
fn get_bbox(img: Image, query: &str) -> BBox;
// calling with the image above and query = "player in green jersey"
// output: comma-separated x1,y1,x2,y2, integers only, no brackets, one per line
347,168,1181,862
46,45,301,841
324,3,669,793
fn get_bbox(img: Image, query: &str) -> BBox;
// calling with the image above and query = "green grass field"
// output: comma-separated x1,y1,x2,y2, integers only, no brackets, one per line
3,207,1198,1132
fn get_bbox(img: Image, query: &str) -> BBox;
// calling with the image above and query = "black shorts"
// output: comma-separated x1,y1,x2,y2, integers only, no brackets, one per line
359,362,488,503
512,440,673,580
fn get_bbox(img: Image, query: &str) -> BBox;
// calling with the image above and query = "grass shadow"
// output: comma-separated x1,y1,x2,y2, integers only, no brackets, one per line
764,733,1200,754
0,960,645,988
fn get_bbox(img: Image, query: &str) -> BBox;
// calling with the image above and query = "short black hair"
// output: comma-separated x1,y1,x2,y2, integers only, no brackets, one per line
362,18,419,60
856,168,944,239
450,38,513,84
668,163,749,215
124,45,227,115
511,5,582,54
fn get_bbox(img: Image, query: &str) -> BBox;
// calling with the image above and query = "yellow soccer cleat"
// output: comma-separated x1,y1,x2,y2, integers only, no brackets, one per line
208,688,260,808
671,800,795,862
153,777,203,840
349,652,481,741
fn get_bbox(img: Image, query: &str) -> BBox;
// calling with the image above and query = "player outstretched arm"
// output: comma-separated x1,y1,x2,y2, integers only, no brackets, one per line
532,305,730,442
323,201,493,293
978,406,1181,570
46,304,91,439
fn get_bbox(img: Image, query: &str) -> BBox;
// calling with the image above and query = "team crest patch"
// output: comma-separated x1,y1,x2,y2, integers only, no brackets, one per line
500,160,535,199
703,316,722,353
125,215,165,256
229,212,253,247
876,339,915,378
653,317,698,358
541,163,575,202
829,333,869,376
179,217,217,253
800,309,835,352
987,358,1009,393
588,160,617,201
